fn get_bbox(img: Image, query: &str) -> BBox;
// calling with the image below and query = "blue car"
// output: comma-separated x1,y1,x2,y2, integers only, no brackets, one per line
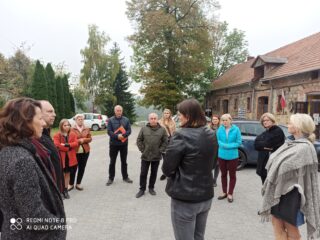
233,120,320,170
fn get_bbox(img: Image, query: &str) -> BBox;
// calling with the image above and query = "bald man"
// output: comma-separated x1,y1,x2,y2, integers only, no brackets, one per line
39,100,65,198
136,113,168,198
106,105,133,186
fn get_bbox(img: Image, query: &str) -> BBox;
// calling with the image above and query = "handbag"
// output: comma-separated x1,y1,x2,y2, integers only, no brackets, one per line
271,187,301,226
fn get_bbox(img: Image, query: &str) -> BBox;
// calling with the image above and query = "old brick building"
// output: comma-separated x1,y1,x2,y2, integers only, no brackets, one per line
205,32,320,139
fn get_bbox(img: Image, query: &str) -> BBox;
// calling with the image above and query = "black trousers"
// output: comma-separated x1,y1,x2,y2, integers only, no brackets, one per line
109,144,128,180
70,152,90,185
139,160,160,191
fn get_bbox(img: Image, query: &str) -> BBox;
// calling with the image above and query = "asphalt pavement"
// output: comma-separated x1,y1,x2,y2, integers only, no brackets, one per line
63,126,308,240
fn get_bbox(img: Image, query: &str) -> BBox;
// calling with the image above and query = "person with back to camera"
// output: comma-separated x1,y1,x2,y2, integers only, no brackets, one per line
254,112,285,184
69,113,92,191
260,113,320,240
0,98,66,240
53,119,78,199
209,114,220,187
216,113,242,203
158,108,176,181
162,99,218,240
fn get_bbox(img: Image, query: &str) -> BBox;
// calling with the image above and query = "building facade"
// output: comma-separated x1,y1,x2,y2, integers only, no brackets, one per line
206,32,320,139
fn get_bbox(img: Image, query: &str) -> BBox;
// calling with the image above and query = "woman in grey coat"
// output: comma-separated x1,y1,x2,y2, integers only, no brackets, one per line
260,113,320,240
0,98,66,240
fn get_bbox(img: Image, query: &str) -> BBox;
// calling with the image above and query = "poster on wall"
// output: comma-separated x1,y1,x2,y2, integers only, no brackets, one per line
313,113,319,125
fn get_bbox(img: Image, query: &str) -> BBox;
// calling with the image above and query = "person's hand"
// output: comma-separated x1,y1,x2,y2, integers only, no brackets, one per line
79,138,84,144
118,134,124,140
60,143,65,146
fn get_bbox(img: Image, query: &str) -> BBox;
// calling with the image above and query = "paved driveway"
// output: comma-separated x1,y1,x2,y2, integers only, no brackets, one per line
64,126,307,240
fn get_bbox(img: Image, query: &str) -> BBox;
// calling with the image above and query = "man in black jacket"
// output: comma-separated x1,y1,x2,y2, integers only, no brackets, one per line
39,100,65,198
106,105,133,186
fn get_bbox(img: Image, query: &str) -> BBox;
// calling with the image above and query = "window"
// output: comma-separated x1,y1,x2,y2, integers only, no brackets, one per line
242,123,265,137
222,100,229,113
311,71,319,80
234,98,238,111
216,100,220,112
294,102,308,113
247,97,251,112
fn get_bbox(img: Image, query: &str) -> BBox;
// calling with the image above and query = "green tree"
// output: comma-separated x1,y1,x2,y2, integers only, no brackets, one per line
69,92,75,114
62,74,72,118
80,24,119,112
8,49,33,96
207,21,248,80
126,0,219,110
55,75,65,121
45,63,58,111
103,44,136,122
72,86,89,112
31,60,49,100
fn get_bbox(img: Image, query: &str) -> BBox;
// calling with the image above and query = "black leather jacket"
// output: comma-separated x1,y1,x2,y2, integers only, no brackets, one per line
163,126,218,203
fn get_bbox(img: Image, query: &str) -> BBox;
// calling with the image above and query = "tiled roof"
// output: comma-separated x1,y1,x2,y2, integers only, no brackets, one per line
212,32,320,90
211,59,255,90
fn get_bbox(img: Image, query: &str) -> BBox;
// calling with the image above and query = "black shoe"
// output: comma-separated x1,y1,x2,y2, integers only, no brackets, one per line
63,190,70,199
149,189,156,195
106,179,113,186
217,194,227,200
123,178,133,183
160,175,166,181
136,190,145,198
61,193,65,200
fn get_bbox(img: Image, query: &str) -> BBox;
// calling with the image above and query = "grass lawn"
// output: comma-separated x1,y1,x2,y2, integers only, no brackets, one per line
50,128,107,137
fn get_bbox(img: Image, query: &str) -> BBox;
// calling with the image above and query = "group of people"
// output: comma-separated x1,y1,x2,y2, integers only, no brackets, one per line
0,98,93,239
0,97,320,240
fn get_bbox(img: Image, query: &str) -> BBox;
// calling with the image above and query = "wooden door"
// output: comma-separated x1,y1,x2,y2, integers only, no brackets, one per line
257,97,268,120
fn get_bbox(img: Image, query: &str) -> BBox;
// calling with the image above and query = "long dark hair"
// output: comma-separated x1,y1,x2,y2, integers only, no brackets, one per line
0,97,41,149
177,99,206,128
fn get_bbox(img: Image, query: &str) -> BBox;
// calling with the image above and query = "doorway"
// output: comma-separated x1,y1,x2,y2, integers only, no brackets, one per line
257,96,268,119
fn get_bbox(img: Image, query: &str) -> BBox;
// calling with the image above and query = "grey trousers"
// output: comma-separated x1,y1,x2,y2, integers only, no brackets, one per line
171,198,212,240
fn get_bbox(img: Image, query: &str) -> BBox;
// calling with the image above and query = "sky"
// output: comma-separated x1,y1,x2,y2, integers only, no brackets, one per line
0,0,320,93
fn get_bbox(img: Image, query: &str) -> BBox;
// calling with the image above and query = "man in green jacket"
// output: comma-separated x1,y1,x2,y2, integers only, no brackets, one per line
136,113,168,198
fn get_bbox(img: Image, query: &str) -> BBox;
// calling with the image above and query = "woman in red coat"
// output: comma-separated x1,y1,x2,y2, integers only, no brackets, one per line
53,119,78,199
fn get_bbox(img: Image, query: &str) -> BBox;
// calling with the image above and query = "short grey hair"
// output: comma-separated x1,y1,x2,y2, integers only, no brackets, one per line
75,113,84,119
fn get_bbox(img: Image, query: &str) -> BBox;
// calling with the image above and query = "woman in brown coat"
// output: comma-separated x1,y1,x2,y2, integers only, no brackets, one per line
70,114,92,191
53,119,78,199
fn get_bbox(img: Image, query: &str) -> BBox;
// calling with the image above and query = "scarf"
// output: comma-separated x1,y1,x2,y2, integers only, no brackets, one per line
31,138,57,183
76,124,84,133
260,138,320,239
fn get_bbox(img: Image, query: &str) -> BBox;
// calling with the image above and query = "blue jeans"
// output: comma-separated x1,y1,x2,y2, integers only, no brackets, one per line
171,198,212,240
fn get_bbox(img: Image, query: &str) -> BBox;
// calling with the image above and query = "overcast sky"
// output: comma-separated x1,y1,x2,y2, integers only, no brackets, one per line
1,0,319,92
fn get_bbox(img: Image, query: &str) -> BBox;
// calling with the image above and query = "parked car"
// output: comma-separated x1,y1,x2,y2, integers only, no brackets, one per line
69,113,105,131
173,114,211,128
101,115,109,129
233,120,320,170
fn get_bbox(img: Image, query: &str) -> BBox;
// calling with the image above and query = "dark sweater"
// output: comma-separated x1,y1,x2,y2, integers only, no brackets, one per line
107,116,131,146
40,128,64,193
0,139,66,240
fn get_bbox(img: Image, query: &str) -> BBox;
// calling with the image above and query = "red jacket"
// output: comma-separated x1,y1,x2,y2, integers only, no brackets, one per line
53,131,78,168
